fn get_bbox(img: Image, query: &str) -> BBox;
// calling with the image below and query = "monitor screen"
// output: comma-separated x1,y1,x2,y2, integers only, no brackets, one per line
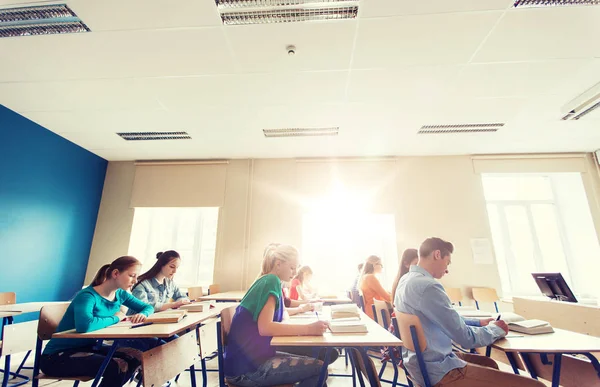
531,272,578,303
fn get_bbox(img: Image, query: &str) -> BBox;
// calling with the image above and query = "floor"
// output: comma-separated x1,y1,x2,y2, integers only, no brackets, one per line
4,349,544,387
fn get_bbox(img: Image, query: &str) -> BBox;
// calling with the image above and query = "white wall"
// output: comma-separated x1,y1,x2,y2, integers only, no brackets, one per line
84,154,600,309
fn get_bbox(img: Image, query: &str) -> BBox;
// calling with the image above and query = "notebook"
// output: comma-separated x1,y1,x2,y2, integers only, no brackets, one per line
146,310,187,324
330,304,360,320
508,319,554,335
329,321,368,334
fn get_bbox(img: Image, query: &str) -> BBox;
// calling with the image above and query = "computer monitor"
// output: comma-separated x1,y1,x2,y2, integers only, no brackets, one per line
531,272,578,303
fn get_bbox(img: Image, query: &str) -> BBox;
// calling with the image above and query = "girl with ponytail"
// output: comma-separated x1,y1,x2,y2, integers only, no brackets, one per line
39,256,155,387
223,243,330,387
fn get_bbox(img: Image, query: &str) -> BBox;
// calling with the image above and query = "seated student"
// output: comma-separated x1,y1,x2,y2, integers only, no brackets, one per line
224,243,330,387
40,256,157,387
391,248,419,307
130,250,190,313
360,255,392,319
349,263,364,305
290,265,317,301
396,237,544,387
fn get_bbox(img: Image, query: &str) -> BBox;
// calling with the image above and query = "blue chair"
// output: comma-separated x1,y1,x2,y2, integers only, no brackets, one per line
472,288,500,313
396,312,432,387
359,294,366,313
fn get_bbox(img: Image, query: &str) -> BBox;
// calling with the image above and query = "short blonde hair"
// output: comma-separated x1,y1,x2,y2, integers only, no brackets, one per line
260,243,299,276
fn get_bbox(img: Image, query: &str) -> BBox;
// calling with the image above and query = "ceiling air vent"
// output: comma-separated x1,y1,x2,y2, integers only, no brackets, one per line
117,132,192,141
263,127,339,137
561,81,600,121
215,0,359,25
418,123,504,134
0,4,90,38
514,0,599,8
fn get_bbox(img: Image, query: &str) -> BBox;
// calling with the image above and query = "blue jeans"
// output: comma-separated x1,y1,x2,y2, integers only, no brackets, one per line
226,353,325,387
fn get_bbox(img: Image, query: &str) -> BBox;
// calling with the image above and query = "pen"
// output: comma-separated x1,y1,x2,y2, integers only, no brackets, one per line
130,322,153,329
496,314,501,321
315,311,319,320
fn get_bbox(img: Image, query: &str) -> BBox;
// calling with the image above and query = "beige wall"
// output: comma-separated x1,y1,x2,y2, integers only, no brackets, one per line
84,154,600,307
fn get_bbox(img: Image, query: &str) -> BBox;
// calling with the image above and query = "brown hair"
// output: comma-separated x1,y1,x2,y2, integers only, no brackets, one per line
133,250,181,289
419,237,454,259
391,248,418,302
361,255,382,276
91,256,141,286
294,266,313,283
260,243,298,277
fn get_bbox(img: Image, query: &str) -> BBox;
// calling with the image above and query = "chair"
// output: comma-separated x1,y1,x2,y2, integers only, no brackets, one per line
359,294,366,313
1,321,37,387
208,284,220,296
472,288,500,313
445,288,463,307
397,312,432,387
32,303,92,387
0,293,16,327
216,306,293,387
188,286,204,301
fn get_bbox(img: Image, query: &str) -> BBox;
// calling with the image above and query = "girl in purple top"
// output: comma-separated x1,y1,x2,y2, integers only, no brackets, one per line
224,243,330,387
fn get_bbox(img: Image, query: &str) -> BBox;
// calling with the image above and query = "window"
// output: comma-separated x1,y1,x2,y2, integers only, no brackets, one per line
482,173,600,300
301,212,398,294
128,207,219,287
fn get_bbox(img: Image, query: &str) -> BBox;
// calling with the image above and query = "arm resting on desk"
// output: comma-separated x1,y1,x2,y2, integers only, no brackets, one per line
258,296,312,336
73,293,119,332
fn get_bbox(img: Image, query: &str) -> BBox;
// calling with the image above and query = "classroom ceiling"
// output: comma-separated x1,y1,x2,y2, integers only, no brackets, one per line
0,0,599,160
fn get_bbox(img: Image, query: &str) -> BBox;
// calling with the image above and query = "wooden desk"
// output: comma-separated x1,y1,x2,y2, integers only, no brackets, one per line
0,301,68,317
320,296,353,305
51,303,238,387
273,308,402,386
199,291,246,302
492,329,600,387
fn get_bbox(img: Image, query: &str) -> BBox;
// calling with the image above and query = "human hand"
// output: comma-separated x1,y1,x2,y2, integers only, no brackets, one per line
114,311,126,321
176,298,191,307
300,303,315,313
306,320,329,335
480,318,494,326
129,314,147,324
491,320,509,335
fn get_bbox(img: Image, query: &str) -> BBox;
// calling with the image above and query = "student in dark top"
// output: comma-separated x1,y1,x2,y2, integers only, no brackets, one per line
224,243,330,387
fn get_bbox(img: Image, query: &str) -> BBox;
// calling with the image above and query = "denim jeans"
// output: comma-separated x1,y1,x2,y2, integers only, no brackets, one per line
277,346,339,365
40,346,139,387
226,353,325,387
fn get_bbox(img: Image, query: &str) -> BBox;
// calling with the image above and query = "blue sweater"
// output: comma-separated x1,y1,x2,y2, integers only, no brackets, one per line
43,286,153,355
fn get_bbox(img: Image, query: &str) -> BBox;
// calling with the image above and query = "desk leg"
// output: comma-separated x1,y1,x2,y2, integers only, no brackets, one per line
315,348,331,387
347,349,365,387
551,354,562,387
189,364,197,387
356,347,380,387
2,354,10,387
504,352,520,375
580,353,600,380
200,357,208,387
520,353,538,380
90,341,119,387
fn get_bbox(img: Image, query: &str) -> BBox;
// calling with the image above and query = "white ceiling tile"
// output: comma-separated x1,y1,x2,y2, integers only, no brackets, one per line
353,12,503,67
149,71,349,110
0,28,234,81
347,66,460,103
360,0,512,18
473,8,600,62
0,79,161,112
455,60,592,98
225,21,356,72
68,0,222,30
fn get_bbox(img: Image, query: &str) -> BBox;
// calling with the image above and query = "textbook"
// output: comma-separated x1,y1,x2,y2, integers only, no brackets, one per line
329,321,368,334
146,310,187,324
507,319,554,335
179,302,214,313
330,304,361,320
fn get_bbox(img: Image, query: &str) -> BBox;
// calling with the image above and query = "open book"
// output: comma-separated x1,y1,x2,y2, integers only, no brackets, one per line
330,304,360,320
329,321,368,334
146,310,187,324
507,319,554,335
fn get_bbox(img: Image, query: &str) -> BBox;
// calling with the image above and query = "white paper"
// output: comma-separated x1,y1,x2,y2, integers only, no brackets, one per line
470,238,494,265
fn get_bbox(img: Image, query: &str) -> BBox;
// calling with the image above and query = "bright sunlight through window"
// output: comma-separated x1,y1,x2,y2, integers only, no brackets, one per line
482,173,600,301
128,207,219,287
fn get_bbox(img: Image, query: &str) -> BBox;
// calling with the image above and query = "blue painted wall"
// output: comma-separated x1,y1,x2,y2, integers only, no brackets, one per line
0,105,107,316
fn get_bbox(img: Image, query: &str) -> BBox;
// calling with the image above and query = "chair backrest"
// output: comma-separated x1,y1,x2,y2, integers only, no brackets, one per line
373,299,392,328
445,287,463,304
472,287,499,303
358,294,366,312
38,303,70,340
188,286,204,301
397,312,432,387
0,292,16,305
396,312,427,353
209,284,220,295
219,305,237,347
